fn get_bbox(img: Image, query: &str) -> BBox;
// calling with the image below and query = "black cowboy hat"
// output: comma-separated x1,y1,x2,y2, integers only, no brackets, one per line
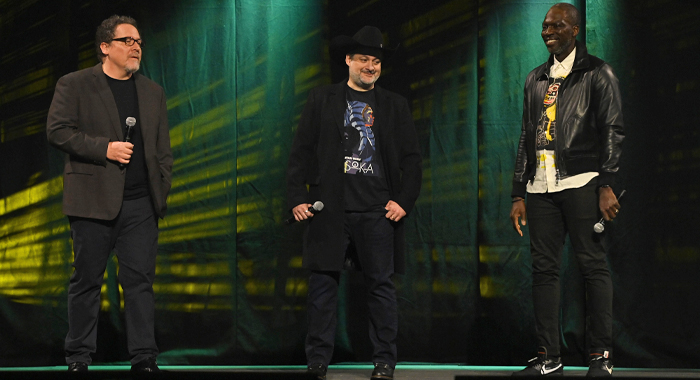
329,26,397,66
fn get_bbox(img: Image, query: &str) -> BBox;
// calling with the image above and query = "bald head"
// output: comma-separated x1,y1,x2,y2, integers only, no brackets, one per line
551,3,581,27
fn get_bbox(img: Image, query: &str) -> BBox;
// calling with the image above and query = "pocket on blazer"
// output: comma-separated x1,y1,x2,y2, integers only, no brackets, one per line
66,158,95,175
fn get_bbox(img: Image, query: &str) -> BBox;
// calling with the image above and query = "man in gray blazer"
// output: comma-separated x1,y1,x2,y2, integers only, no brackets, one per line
287,26,422,380
47,15,172,373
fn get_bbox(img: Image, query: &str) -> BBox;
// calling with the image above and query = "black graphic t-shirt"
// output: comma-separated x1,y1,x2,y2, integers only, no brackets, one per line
342,86,390,212
536,76,565,150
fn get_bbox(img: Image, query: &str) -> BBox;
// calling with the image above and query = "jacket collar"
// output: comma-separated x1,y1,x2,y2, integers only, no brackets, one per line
91,63,124,140
536,40,590,80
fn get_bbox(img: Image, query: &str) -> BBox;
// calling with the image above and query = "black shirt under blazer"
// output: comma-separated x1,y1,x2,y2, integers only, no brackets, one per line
287,81,422,274
47,63,173,220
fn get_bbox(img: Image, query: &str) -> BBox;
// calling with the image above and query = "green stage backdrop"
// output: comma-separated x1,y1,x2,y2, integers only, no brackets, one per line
0,0,698,368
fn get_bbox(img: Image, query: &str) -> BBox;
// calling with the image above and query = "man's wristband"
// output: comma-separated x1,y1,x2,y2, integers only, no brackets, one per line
512,198,524,203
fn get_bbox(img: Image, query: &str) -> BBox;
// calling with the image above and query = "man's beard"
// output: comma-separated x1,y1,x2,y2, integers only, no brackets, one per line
350,71,378,90
550,40,573,56
125,61,140,74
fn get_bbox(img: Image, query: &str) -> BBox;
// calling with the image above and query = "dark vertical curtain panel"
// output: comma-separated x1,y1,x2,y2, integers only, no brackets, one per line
140,1,241,363
586,0,700,367
141,0,328,364
231,0,328,363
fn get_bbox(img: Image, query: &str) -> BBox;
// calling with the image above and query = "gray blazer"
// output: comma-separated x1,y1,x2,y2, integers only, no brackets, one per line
47,63,172,220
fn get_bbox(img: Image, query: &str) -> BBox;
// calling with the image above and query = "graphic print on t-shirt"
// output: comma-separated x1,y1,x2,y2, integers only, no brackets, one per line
536,76,565,149
343,100,379,176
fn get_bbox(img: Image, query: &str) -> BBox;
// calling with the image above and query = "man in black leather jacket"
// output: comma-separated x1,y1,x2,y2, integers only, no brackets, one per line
510,3,624,378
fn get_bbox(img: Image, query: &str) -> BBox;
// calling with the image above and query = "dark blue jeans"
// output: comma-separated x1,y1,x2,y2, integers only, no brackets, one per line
527,181,613,357
305,211,397,367
66,196,159,365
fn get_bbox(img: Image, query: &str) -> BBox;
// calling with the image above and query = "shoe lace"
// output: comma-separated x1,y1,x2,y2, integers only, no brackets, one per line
526,356,545,370
590,356,612,367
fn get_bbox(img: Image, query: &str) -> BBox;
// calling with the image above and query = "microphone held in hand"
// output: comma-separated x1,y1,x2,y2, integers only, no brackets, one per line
119,117,136,169
124,117,136,142
593,220,605,234
594,189,626,233
285,201,324,225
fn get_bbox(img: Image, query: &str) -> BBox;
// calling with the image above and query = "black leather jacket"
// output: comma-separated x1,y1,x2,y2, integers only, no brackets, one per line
512,41,624,198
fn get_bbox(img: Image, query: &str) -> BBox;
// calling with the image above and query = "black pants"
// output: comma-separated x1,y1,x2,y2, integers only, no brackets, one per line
527,181,613,357
305,211,397,367
65,196,159,365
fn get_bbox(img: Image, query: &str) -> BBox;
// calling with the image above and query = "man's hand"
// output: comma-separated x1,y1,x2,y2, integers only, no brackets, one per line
292,203,314,222
385,200,406,222
107,141,134,164
510,198,527,237
598,186,620,222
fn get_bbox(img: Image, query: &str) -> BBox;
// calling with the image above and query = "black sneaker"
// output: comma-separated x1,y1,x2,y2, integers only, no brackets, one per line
371,362,394,380
586,352,613,377
512,348,563,377
130,357,161,373
67,362,88,372
307,363,327,380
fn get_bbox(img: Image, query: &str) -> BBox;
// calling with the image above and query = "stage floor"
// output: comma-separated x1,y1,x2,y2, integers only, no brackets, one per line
1,364,699,379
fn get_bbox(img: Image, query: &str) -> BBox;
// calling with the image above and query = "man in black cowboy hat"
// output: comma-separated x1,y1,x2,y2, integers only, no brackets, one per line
286,26,422,380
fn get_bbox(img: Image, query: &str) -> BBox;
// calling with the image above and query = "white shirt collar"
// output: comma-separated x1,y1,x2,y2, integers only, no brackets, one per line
550,46,576,78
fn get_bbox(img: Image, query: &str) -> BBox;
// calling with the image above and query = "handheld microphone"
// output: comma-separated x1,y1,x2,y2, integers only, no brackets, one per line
119,117,136,169
285,201,324,225
124,117,136,142
594,189,626,233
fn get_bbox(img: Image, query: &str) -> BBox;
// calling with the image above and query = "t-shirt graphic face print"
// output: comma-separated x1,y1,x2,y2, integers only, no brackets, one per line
536,76,565,150
343,100,380,176
341,86,390,212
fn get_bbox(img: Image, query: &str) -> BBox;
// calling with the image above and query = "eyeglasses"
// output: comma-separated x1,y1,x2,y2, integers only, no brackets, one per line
111,37,143,47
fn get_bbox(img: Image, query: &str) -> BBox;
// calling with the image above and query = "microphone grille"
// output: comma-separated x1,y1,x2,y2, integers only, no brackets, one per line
126,117,136,127
312,201,324,211
593,223,605,234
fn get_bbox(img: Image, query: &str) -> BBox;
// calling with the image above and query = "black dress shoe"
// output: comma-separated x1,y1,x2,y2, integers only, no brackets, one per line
307,363,327,380
130,357,161,373
67,362,88,372
371,363,394,380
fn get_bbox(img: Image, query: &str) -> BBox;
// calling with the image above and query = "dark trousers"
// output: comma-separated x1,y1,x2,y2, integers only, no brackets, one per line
527,181,613,357
65,196,159,365
305,211,397,367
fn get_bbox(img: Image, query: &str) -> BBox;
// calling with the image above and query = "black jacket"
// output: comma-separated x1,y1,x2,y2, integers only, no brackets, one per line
286,81,422,273
512,41,624,198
